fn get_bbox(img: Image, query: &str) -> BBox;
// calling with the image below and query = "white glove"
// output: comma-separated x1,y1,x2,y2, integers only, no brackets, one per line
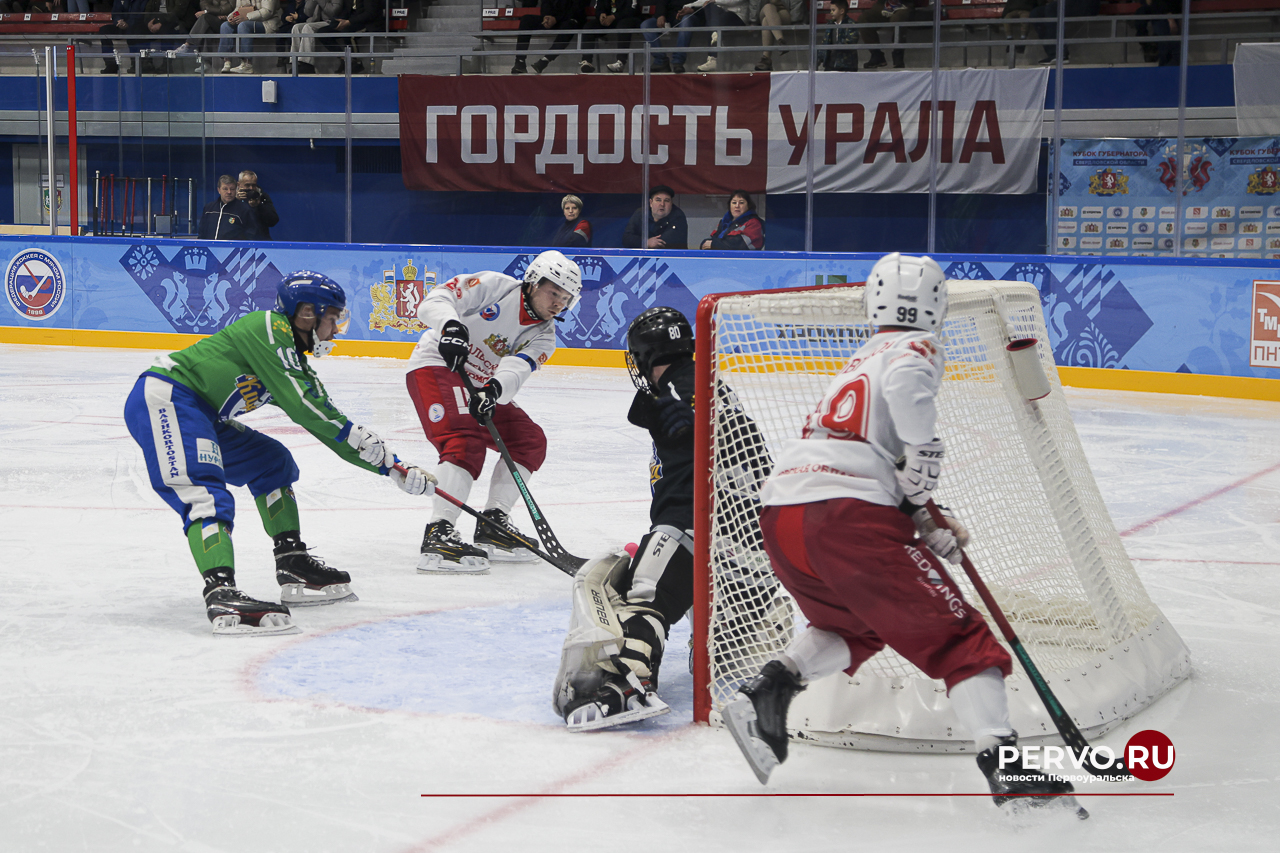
911,505,970,565
896,438,945,506
351,425,394,468
390,464,436,496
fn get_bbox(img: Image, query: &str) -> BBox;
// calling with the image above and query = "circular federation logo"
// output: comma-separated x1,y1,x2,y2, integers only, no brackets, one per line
6,248,66,321
428,403,445,423
480,303,501,321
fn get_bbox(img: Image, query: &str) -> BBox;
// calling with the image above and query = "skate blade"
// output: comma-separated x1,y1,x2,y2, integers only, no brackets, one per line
566,694,671,733
478,543,539,563
279,582,358,607
211,613,301,637
722,695,779,785
416,553,490,575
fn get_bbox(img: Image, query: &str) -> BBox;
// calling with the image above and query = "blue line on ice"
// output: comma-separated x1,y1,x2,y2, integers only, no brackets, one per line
253,600,695,731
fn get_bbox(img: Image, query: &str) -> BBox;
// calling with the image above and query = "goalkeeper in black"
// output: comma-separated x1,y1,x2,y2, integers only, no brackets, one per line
551,306,698,731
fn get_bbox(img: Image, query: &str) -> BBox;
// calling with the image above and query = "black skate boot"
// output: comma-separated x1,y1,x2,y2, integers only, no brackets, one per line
723,659,806,784
274,532,357,606
204,570,298,637
418,519,491,575
473,509,539,562
563,671,669,732
977,735,1089,819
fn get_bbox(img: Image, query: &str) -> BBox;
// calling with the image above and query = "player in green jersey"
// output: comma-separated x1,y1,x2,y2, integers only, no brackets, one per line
124,271,436,636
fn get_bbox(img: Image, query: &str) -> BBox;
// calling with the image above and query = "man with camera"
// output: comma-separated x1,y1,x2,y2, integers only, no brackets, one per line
237,170,280,240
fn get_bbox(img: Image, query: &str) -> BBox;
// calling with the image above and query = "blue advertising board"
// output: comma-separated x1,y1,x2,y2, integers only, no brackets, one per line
2,235,1279,383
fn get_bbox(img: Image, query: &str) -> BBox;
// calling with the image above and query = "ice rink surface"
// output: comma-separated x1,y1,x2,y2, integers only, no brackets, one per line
2,343,1278,852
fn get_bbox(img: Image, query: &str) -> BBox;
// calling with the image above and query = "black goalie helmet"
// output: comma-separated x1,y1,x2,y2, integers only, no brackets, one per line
626,306,694,391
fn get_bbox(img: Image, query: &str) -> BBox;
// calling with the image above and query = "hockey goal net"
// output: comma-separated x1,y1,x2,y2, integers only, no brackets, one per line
691,280,1191,751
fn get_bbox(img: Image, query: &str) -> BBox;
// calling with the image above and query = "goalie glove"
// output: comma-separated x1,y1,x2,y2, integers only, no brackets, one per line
390,462,436,496
438,319,470,372
654,390,693,441
468,379,501,424
351,425,394,468
911,505,970,565
896,438,945,506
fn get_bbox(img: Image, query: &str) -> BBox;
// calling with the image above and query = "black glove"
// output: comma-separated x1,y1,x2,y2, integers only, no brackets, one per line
438,319,470,372
468,378,502,423
655,392,693,441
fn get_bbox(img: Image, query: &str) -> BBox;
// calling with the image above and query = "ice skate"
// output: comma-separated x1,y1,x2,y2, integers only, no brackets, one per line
473,509,539,562
205,585,299,637
723,659,805,784
418,520,491,575
275,535,358,606
977,735,1089,820
564,674,669,732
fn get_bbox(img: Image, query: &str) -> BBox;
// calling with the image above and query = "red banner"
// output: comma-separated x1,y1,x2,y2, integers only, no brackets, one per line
398,75,771,194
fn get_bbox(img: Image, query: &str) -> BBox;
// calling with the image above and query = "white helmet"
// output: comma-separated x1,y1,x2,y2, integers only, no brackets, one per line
523,250,583,312
865,252,948,333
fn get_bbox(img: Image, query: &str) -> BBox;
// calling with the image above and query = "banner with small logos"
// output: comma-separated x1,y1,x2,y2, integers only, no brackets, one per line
2,236,1279,381
1054,137,1280,258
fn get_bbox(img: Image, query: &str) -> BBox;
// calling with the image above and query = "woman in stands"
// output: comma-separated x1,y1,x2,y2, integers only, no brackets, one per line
700,190,765,251
551,194,592,248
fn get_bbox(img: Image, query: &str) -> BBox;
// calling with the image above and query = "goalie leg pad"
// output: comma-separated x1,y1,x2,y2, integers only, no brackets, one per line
553,551,671,729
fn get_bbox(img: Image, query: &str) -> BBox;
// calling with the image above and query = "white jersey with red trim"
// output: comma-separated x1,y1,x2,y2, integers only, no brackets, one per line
407,271,557,403
760,329,945,508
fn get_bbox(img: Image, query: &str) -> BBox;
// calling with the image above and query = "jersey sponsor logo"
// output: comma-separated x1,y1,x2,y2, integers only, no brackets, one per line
466,277,481,288
371,259,433,333
480,302,501,321
196,438,224,469
219,374,273,419
484,333,512,357
905,545,967,618
428,402,445,423
5,248,66,321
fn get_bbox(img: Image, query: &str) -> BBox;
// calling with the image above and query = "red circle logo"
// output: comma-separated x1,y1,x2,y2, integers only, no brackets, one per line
1125,730,1176,781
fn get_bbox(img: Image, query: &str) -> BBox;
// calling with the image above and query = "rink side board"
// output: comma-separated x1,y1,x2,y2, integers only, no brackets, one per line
2,235,1279,400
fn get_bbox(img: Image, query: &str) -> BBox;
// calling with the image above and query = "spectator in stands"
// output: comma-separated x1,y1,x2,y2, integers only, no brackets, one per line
584,0,645,73
289,0,348,72
860,0,914,69
99,0,149,74
173,0,236,55
551,194,592,247
623,186,688,250
141,0,197,72
198,175,261,240
817,0,858,71
237,170,279,239
328,0,383,73
1134,0,1181,65
699,191,765,250
1002,0,1036,55
638,1,683,71
218,0,283,74
749,0,804,72
1031,0,1100,65
664,0,749,73
511,0,588,74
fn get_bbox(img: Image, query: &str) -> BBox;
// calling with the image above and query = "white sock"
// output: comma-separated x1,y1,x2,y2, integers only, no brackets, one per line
949,667,1014,753
430,462,474,526
781,627,851,683
484,462,532,514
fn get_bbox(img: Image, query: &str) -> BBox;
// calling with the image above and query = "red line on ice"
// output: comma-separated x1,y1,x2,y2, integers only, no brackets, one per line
1120,459,1280,537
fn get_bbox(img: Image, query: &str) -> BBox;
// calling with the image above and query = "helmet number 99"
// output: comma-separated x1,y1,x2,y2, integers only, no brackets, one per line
897,307,918,324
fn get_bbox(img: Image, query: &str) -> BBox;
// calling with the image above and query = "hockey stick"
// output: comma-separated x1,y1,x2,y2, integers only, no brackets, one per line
454,370,588,573
924,500,1131,780
393,463,575,576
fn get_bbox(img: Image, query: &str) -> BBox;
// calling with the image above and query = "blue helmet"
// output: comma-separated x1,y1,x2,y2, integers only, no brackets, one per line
275,271,346,319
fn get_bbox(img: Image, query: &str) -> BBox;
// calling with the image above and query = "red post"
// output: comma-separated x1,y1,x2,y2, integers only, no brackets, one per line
66,45,78,236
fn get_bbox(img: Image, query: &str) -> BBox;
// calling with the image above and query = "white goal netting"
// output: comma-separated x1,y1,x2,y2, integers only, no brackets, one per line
696,281,1191,751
